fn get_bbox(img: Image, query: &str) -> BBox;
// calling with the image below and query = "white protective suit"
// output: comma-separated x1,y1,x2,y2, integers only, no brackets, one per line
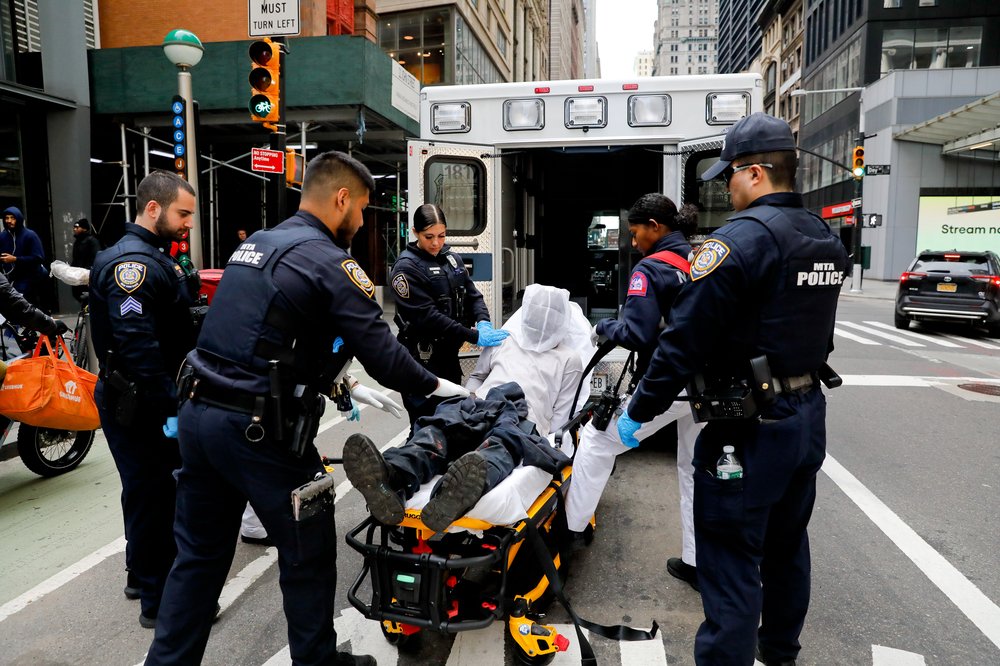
466,285,585,438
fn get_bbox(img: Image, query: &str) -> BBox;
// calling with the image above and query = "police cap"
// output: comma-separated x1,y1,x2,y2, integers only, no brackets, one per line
701,112,796,181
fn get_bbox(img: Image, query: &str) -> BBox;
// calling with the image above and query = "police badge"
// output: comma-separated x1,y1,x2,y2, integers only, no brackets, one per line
342,259,375,298
690,240,731,281
392,274,410,299
114,262,146,293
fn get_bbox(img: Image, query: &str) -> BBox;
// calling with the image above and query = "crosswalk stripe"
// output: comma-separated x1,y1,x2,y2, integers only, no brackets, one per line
862,321,963,348
837,321,924,346
834,327,881,345
621,635,669,665
872,645,927,665
939,333,1000,350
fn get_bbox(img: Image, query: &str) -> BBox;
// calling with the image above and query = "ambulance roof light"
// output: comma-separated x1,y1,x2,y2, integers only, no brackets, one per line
707,92,750,125
565,96,607,129
628,94,671,127
430,102,471,134
503,99,545,131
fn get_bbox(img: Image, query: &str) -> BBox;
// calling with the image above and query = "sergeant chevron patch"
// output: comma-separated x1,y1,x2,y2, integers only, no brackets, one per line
120,296,143,316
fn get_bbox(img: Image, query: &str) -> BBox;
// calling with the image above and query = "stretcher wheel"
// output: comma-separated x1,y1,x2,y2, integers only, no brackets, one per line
380,622,420,651
513,645,556,666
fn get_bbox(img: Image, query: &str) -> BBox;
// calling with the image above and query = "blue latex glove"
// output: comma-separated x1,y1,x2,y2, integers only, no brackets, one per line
332,336,344,353
163,416,179,439
339,402,361,422
475,321,509,347
617,412,643,448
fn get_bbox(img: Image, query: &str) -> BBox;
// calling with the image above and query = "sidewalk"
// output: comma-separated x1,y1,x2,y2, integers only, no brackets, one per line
838,277,898,302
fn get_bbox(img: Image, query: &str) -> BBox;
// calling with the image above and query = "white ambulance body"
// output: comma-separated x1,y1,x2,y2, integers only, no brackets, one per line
406,74,763,392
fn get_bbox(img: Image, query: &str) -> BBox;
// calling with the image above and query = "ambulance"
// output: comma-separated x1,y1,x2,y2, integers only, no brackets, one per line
405,74,763,393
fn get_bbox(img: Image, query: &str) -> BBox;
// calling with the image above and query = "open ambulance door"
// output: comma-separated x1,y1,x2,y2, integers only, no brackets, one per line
676,135,733,240
406,139,502,333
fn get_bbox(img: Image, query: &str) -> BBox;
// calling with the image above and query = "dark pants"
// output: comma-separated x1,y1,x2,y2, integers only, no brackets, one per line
692,388,827,666
96,381,180,620
400,341,462,427
145,399,338,666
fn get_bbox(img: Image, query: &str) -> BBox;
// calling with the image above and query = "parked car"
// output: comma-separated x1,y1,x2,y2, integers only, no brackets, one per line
895,249,1000,334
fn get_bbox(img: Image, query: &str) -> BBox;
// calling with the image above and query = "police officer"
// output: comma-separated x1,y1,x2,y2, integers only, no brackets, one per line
89,170,201,628
618,113,848,666
145,152,468,666
563,194,705,584
390,203,508,425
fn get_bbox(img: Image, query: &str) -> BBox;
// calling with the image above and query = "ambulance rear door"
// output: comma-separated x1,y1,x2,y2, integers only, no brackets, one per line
406,139,502,331
676,134,734,240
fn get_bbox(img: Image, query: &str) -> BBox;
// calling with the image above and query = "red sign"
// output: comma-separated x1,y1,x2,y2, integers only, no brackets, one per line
251,147,285,173
821,201,854,219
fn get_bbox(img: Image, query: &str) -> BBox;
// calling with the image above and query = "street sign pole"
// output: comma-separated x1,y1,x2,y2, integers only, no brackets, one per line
264,38,287,227
850,101,865,294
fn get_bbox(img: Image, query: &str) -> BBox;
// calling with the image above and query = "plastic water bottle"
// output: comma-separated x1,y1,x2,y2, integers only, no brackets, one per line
715,446,743,480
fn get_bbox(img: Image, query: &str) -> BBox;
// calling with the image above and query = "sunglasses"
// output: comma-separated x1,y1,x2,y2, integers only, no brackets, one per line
723,162,773,185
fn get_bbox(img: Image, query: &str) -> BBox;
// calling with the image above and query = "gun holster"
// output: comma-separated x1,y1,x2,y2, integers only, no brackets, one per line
105,370,138,427
288,385,325,458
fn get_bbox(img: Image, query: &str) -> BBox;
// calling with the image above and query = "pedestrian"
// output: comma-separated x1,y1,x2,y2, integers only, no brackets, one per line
0,206,48,307
88,171,202,629
618,112,849,666
145,151,467,666
70,217,101,302
390,203,509,427
563,194,705,581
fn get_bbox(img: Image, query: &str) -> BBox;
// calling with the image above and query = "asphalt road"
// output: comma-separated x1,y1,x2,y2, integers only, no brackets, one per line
1,284,999,665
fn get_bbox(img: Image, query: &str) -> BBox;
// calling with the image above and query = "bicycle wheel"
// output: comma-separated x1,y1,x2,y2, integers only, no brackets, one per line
71,310,90,371
16,425,96,477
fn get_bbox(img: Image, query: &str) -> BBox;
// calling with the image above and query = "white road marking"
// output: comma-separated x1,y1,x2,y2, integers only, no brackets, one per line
621,634,669,665
840,375,935,387
336,607,403,666
837,321,924,346
939,333,1000,350
835,327,881,345
823,454,1000,651
261,646,291,666
872,645,927,665
862,321,963,348
217,546,279,613
446,622,506,666
0,536,125,622
550,624,588,663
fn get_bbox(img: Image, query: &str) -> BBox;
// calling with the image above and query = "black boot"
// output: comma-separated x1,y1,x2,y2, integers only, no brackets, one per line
421,451,487,532
343,433,405,525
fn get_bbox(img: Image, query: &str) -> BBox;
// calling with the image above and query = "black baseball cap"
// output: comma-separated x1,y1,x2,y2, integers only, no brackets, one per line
701,112,797,181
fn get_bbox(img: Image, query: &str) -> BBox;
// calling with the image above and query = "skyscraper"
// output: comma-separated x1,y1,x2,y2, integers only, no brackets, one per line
653,0,719,76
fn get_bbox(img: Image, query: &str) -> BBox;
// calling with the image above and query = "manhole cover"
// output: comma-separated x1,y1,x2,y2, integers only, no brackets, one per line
957,383,1000,396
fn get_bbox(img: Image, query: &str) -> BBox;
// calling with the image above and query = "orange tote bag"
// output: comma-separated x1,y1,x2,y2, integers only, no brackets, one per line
0,336,99,431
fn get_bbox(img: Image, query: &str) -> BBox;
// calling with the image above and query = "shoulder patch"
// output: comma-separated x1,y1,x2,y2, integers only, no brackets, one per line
627,271,648,297
114,261,146,293
690,240,731,281
342,259,375,299
391,273,410,299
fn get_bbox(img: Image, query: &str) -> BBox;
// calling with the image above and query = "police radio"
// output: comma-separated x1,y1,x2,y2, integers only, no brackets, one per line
682,355,776,423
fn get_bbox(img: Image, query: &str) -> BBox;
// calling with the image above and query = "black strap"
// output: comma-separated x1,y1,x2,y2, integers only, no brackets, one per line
570,339,618,418
523,521,659,665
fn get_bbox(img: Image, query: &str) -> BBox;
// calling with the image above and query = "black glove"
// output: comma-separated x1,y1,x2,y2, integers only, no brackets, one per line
51,320,70,336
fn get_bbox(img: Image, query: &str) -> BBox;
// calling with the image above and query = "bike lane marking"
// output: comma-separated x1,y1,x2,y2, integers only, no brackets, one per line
824,454,1000,652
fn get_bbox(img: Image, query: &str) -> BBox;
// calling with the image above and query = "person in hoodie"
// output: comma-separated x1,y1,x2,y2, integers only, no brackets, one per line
1,206,47,306
344,285,581,533
563,194,705,588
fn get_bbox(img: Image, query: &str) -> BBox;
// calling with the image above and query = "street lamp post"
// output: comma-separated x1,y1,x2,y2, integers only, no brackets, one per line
162,29,205,269
791,86,865,292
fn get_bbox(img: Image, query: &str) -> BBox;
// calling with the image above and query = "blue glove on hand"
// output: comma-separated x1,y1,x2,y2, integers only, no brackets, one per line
617,412,643,448
339,402,361,422
163,416,179,439
332,336,344,353
476,321,509,347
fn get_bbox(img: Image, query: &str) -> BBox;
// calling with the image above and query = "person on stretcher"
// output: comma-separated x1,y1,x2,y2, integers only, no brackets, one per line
343,285,585,532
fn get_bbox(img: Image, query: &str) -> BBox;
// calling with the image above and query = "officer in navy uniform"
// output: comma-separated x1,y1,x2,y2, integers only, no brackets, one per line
145,152,468,666
617,113,849,666
89,170,201,629
390,203,508,426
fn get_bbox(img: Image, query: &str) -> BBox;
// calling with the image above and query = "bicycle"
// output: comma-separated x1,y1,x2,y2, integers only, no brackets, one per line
0,291,97,477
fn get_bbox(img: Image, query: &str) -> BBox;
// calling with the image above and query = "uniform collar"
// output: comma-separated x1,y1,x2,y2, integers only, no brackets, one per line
126,223,173,254
292,211,339,245
407,241,450,263
648,230,691,257
745,192,804,209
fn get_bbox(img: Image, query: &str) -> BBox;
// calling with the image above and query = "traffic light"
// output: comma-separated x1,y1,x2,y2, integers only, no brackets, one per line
852,145,865,179
248,38,280,125
285,149,304,186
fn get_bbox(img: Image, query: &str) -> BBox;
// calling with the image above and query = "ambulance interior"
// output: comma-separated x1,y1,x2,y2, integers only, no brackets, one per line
497,144,732,322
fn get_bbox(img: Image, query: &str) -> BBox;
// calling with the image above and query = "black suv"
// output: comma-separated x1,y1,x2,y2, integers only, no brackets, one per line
895,250,1000,334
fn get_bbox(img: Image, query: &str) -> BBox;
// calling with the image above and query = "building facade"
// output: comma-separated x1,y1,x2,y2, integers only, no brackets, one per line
653,0,718,77
375,0,548,85
716,0,765,74
752,0,803,139
548,0,585,80
634,50,654,77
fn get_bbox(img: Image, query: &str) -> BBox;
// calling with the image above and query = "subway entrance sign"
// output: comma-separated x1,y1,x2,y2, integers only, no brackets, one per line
251,147,285,173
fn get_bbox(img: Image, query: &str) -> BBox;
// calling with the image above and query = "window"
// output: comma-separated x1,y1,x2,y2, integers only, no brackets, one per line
379,8,450,86
880,25,982,75
883,0,901,8
425,158,485,234
947,26,981,69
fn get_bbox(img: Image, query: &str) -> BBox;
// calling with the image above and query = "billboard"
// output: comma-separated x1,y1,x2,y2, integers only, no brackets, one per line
917,196,1000,254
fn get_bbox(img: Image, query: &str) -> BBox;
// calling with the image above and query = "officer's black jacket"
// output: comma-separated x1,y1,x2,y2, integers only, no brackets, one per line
189,212,439,398
0,272,59,335
628,192,848,422
597,231,691,377
390,242,490,348
90,225,200,407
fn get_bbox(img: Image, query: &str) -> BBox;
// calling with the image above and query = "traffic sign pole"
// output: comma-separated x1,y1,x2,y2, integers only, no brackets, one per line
272,37,287,224
178,68,203,268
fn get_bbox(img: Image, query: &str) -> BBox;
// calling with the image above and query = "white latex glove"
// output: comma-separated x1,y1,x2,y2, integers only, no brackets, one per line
429,377,471,399
350,383,403,418
590,324,599,346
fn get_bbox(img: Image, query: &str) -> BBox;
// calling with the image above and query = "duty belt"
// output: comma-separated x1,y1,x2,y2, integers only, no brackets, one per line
772,373,815,395
189,381,262,415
